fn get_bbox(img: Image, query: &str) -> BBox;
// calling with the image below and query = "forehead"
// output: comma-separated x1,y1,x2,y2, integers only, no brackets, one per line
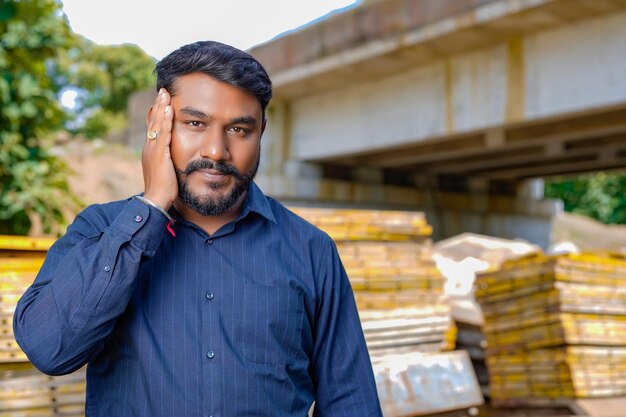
171,72,262,117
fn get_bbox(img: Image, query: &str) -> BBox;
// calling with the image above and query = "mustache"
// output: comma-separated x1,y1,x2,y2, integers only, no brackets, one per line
179,159,245,181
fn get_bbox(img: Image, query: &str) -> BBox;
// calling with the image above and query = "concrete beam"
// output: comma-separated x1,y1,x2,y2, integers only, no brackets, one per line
314,106,626,179
251,0,626,99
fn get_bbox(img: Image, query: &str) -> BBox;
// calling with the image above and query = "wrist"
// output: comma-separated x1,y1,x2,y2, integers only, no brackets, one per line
132,195,177,238
142,192,173,211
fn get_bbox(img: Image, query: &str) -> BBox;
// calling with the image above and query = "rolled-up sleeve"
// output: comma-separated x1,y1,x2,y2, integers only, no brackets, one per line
13,199,168,375
311,239,383,416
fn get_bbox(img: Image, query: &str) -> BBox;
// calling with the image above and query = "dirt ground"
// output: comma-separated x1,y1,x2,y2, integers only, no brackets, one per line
25,139,144,236
62,139,144,207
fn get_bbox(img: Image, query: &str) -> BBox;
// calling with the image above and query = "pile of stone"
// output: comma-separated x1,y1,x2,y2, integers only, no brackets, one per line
292,207,483,416
433,233,541,401
476,252,626,406
0,236,86,416
0,369,86,416
290,207,453,354
290,208,433,242
455,321,489,398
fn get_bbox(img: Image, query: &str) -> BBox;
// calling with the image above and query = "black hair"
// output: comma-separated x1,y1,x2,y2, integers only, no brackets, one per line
155,41,272,113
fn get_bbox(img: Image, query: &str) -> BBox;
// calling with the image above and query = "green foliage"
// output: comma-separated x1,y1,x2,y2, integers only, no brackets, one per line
0,1,154,235
0,0,80,235
545,172,626,224
58,36,155,138
81,108,128,141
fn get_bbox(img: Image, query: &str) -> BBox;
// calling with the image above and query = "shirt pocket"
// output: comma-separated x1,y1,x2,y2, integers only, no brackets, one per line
238,280,304,365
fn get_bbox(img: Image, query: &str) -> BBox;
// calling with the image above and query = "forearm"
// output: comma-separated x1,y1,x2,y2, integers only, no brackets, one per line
13,199,168,375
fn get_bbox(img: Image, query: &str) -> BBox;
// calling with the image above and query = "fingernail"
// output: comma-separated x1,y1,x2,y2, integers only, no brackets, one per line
165,106,171,113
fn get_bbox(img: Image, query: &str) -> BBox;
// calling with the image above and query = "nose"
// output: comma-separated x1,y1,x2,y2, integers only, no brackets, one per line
199,128,230,161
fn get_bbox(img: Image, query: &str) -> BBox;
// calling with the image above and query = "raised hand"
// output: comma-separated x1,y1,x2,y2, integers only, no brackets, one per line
141,88,178,210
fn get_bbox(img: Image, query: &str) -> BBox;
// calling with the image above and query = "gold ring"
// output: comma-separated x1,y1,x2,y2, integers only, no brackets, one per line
147,130,159,140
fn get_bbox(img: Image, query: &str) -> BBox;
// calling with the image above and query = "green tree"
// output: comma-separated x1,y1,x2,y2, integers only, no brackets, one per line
0,0,80,235
57,37,155,139
545,172,626,224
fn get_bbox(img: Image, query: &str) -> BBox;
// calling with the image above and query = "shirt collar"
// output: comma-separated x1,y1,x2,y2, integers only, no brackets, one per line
239,181,277,224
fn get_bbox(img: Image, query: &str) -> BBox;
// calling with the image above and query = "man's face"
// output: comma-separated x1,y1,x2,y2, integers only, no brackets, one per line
168,72,264,216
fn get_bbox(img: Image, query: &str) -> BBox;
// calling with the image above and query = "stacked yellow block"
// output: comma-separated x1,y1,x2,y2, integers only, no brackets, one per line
290,208,433,242
296,208,489,416
290,207,453,354
337,241,443,305
0,236,86,416
476,253,626,405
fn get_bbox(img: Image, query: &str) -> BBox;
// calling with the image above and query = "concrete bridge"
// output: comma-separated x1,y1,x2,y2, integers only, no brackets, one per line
249,0,626,247
128,0,626,247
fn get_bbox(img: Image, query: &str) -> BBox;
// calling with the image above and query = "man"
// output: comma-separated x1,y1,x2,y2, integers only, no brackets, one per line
14,41,382,416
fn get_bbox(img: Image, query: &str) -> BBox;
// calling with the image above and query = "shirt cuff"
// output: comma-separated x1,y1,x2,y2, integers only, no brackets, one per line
110,199,170,257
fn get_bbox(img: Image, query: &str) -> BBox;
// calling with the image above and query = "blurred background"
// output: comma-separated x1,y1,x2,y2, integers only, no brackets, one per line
2,0,626,416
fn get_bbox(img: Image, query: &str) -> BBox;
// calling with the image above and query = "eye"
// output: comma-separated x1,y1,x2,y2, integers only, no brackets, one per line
228,126,250,137
185,121,204,128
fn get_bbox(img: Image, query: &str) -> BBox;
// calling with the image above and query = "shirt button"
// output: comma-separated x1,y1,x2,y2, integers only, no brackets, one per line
206,292,214,301
206,351,215,359
104,265,111,272
207,239,214,245
134,215,143,222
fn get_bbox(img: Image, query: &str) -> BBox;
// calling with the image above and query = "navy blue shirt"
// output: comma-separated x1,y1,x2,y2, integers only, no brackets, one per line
14,182,382,417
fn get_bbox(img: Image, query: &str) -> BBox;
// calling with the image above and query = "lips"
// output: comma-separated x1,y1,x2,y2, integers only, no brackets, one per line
196,168,229,183
199,168,225,176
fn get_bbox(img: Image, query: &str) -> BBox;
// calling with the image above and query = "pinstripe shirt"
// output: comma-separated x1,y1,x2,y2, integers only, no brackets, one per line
14,182,382,417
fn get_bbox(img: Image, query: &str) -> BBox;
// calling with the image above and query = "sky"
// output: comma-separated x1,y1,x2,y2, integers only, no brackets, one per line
60,0,359,59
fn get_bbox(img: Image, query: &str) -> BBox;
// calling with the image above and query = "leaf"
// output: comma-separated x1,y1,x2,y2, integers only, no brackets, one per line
0,0,78,235
0,3,17,22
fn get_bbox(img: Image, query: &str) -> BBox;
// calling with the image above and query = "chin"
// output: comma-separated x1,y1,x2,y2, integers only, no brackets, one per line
186,177,228,195
196,187,230,203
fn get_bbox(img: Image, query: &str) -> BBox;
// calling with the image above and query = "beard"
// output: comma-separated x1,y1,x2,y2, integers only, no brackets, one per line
176,153,260,216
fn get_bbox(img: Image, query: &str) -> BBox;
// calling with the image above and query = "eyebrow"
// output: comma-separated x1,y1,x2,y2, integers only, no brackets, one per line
179,107,257,126
230,116,258,126
180,107,208,119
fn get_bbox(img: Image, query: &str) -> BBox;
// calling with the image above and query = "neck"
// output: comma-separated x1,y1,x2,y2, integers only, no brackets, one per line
172,190,248,236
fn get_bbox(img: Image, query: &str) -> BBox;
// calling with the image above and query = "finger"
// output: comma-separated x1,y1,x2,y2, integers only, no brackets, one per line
160,105,174,148
142,90,166,159
147,89,167,139
147,89,164,127
153,91,171,148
